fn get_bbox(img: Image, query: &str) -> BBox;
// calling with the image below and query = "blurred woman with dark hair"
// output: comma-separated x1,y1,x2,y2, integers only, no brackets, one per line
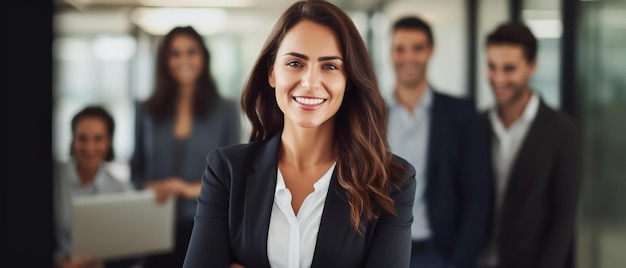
183,1,416,267
130,26,241,267
54,105,135,268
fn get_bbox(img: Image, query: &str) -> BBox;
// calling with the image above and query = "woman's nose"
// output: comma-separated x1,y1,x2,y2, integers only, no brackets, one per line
301,69,321,90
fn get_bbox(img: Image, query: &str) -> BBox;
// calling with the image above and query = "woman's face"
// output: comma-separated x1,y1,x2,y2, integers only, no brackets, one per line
72,117,111,170
269,20,347,130
167,34,204,86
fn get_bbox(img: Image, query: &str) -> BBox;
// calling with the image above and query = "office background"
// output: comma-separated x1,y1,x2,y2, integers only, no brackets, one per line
3,0,624,267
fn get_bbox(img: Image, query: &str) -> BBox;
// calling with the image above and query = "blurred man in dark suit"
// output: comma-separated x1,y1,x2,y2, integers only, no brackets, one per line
385,16,493,268
478,21,582,268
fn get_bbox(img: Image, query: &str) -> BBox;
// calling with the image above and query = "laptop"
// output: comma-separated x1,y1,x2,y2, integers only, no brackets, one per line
71,189,176,260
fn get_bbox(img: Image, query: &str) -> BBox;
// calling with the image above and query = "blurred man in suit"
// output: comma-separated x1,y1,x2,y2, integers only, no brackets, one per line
477,21,582,268
385,16,493,268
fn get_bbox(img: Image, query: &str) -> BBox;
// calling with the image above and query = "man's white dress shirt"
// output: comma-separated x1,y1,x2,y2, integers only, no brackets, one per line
479,93,540,266
385,87,433,241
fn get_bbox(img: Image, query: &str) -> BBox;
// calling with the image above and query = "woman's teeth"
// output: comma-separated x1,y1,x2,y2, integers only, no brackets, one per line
294,97,324,105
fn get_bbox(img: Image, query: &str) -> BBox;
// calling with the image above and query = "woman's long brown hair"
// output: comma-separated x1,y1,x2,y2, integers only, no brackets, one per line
241,0,407,233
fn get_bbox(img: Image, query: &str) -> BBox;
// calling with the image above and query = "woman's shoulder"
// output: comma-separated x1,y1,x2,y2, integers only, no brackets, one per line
390,154,416,178
134,100,149,112
201,140,268,182
100,164,135,192
54,159,71,171
133,100,152,119
206,134,281,170
212,97,239,112
210,139,265,160
53,159,73,183
388,154,417,195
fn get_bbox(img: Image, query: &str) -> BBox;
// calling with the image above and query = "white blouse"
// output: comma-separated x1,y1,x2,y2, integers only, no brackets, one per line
267,162,336,268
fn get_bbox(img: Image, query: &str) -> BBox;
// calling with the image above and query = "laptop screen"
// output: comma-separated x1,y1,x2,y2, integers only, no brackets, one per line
71,189,175,260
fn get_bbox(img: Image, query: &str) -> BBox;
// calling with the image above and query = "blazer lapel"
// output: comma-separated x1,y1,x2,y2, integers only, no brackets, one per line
502,100,550,210
425,92,443,198
244,133,282,267
481,111,496,185
480,112,500,236
310,167,351,267
481,112,494,153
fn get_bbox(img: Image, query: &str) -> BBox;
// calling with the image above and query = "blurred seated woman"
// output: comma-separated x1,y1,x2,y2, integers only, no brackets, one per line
53,105,135,268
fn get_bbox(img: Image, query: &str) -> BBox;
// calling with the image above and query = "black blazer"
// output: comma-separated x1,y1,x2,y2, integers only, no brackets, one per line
480,98,582,268
422,91,493,268
183,133,417,268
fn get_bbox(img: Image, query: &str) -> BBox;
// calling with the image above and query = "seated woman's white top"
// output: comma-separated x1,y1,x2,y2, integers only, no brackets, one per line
53,159,134,258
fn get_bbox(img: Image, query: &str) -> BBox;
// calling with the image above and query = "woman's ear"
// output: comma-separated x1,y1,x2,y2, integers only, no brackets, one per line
268,68,276,88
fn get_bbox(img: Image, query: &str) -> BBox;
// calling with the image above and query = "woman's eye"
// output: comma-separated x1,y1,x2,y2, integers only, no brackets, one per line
287,61,302,67
323,64,338,70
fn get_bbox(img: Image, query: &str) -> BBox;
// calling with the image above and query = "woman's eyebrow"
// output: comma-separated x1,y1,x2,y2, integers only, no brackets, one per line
283,52,343,62
319,56,343,62
283,52,308,59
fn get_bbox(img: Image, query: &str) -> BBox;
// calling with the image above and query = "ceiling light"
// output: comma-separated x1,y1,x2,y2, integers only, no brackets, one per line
526,19,563,39
138,0,253,8
92,35,137,61
131,7,228,35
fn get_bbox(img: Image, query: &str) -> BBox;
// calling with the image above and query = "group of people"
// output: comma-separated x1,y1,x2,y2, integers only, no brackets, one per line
53,25,241,268
54,1,582,268
385,15,581,268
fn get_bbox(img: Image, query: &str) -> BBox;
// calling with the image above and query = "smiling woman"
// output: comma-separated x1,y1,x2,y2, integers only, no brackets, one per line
54,106,136,268
269,20,346,131
129,25,242,268
183,1,417,268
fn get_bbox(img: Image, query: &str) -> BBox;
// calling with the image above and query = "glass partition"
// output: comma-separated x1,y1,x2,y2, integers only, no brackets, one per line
576,0,626,267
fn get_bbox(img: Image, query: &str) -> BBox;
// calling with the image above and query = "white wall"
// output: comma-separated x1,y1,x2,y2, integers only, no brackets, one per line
476,0,510,112
372,0,468,98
